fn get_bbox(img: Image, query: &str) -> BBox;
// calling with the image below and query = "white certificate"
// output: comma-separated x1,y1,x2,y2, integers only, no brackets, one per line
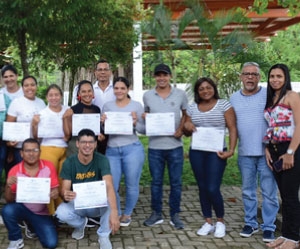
104,112,133,135
73,181,108,210
72,113,101,136
38,114,64,138
191,127,225,152
146,113,175,136
16,177,51,204
2,122,31,141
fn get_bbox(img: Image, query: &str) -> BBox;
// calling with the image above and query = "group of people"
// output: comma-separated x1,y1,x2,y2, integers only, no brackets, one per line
0,60,298,249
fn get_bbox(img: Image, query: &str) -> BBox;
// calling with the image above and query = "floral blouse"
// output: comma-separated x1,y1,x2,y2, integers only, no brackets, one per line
263,103,294,143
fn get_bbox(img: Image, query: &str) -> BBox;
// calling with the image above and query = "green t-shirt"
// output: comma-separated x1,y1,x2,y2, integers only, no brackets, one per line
60,152,111,187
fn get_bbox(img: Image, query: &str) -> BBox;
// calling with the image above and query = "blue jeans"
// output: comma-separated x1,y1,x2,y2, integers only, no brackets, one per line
238,156,279,231
5,147,22,176
55,200,111,237
106,141,145,216
189,149,226,218
148,147,183,217
2,203,57,249
0,140,7,185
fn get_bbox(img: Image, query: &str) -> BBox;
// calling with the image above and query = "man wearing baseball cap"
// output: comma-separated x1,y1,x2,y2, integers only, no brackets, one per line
143,63,188,229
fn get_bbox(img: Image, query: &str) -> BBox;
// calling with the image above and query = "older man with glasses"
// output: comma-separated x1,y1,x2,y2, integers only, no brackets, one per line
230,62,279,243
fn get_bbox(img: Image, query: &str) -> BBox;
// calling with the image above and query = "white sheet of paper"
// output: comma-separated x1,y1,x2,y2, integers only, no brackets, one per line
0,91,6,111
73,181,108,210
191,127,225,152
104,112,133,135
72,113,100,136
2,122,31,141
38,113,64,138
16,177,51,204
146,113,175,136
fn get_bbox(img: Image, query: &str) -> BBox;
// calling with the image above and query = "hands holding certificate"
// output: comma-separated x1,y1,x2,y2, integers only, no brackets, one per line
101,111,136,135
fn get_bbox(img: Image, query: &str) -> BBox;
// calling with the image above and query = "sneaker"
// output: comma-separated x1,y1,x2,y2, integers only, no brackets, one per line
197,222,215,236
143,211,164,227
71,217,88,240
17,221,26,229
214,222,226,238
23,221,37,239
169,213,184,229
7,238,24,249
98,236,112,249
239,225,259,237
86,217,100,228
120,216,131,227
263,230,275,243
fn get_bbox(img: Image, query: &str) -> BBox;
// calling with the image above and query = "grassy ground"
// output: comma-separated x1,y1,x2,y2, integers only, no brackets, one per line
137,135,242,187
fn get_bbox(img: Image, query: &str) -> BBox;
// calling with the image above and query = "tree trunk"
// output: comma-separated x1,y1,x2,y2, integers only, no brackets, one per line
17,28,29,76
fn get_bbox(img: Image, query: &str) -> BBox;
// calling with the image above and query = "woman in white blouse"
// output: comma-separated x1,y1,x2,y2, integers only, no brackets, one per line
32,84,69,214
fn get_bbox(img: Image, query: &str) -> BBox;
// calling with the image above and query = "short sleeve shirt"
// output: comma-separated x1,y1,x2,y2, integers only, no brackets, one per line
8,159,59,215
143,86,188,149
60,152,111,187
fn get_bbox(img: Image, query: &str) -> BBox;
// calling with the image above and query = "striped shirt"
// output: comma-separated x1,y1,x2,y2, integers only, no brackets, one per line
230,87,267,156
187,99,231,129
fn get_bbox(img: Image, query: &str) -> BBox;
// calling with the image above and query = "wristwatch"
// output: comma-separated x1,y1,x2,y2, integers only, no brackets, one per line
287,149,294,155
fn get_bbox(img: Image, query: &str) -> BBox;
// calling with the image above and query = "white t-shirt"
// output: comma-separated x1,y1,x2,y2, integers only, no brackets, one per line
7,96,46,148
38,105,69,147
1,86,23,100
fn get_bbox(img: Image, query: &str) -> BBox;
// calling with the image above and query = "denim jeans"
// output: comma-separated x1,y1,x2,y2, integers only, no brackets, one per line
55,200,111,237
2,203,57,249
268,142,300,241
0,140,7,185
106,141,145,216
238,155,279,231
189,149,226,218
5,147,22,176
148,146,183,217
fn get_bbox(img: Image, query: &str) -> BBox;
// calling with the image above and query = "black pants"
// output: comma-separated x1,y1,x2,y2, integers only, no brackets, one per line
268,142,300,241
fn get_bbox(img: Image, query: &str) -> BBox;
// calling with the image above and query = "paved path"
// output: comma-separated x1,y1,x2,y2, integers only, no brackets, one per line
0,186,280,249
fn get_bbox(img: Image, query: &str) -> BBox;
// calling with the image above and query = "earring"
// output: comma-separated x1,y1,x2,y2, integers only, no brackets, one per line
77,96,81,101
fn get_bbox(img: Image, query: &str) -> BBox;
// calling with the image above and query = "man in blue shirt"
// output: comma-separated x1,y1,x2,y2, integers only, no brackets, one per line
230,62,279,243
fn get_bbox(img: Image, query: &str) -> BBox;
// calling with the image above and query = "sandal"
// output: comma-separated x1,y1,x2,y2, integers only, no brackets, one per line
276,239,299,249
267,237,286,248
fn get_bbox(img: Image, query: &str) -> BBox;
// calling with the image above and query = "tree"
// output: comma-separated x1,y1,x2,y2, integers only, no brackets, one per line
0,0,141,100
253,0,300,15
269,23,300,80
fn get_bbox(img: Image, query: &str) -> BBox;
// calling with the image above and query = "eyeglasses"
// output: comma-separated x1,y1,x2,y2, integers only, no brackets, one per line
241,72,260,77
79,140,96,145
96,68,110,72
23,148,40,153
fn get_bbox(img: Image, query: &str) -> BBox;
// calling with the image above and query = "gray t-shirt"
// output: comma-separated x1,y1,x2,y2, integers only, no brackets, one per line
102,99,145,147
143,86,188,149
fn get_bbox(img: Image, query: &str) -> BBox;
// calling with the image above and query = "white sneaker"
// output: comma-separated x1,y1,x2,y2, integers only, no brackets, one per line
214,221,226,238
98,236,112,249
197,222,215,236
7,238,24,249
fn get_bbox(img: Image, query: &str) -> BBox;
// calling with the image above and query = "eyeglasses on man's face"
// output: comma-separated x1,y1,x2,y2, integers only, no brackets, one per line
23,148,40,153
78,140,96,145
241,72,260,77
96,68,110,72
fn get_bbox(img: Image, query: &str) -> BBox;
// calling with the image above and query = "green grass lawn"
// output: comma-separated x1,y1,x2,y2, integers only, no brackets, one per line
137,135,242,187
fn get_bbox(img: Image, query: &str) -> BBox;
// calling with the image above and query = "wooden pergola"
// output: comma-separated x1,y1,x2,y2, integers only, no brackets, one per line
142,0,300,50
